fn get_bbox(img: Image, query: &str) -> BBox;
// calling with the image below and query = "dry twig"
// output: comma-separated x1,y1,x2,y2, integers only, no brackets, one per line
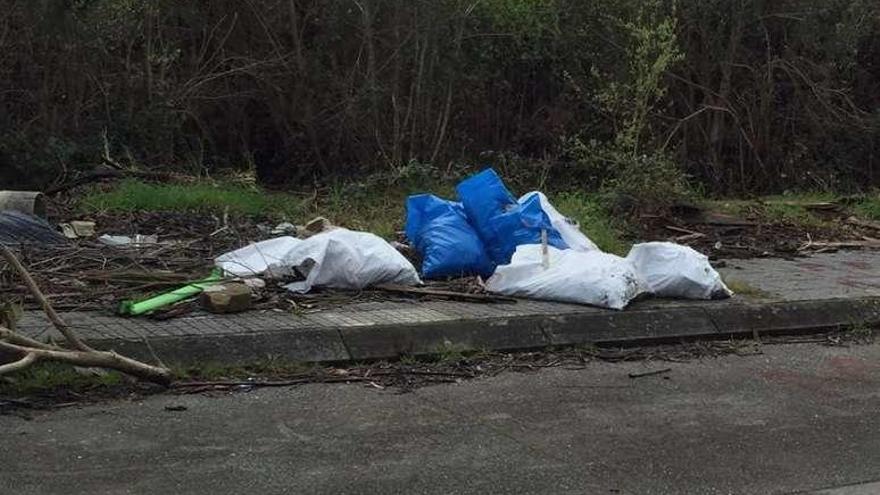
0,246,172,385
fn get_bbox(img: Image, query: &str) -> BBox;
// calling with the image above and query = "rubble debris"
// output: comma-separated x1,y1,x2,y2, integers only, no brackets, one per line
200,283,253,314
59,220,97,239
846,216,880,232
301,216,335,238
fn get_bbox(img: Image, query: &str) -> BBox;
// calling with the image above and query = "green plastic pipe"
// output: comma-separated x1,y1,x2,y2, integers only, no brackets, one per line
119,270,222,316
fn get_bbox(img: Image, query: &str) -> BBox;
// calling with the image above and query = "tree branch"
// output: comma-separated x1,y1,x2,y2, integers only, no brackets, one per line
0,245,92,351
0,352,36,375
0,339,172,385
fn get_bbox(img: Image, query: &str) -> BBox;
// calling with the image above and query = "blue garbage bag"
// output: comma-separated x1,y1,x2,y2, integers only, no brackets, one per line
405,194,494,279
456,168,567,265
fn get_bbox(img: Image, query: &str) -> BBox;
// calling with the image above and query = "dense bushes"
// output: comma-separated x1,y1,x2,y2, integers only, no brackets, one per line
0,0,878,195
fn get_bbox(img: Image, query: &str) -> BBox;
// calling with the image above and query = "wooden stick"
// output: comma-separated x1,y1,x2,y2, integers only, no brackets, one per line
665,225,702,236
0,246,92,351
541,229,550,270
0,353,36,375
0,327,61,351
628,368,672,379
800,240,880,250
675,233,706,243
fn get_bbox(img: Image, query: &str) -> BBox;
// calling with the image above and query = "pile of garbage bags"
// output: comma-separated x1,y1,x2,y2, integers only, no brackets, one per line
213,167,730,310
404,168,731,309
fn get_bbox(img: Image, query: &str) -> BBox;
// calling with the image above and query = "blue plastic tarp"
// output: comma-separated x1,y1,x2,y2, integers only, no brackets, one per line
405,194,494,279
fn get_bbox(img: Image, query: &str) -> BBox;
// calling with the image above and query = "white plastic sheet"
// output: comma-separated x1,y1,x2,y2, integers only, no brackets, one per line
519,192,599,252
486,244,643,310
626,242,732,300
269,229,421,293
215,236,302,277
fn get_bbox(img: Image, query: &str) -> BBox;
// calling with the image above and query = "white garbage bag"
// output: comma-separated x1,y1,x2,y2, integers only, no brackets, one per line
269,229,421,293
519,192,599,251
486,244,643,310
626,242,732,300
216,236,302,277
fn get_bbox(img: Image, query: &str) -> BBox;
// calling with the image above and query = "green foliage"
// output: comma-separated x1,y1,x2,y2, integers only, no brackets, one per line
80,180,294,216
564,0,691,215
723,279,768,299
1,0,878,197
759,198,835,229
599,0,684,152
551,192,629,255
855,194,880,220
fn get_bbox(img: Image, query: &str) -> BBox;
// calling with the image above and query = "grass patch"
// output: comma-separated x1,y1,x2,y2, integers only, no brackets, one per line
708,192,838,229
844,322,876,344
78,178,627,246
854,194,880,220
553,192,629,254
723,279,768,299
80,179,301,217
0,362,123,395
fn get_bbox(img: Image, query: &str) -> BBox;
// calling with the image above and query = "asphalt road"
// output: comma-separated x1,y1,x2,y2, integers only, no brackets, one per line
3,341,880,494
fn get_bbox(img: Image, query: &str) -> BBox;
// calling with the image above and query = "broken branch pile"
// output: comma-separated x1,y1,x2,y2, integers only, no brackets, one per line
0,246,172,385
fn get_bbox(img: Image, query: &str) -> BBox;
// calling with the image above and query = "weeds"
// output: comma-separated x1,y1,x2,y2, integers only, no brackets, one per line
552,192,629,254
0,362,122,395
723,279,768,299
844,322,876,344
854,194,880,220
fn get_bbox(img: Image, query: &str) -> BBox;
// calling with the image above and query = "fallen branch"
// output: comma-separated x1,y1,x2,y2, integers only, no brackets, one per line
665,225,702,236
0,340,171,384
1,245,91,351
0,246,172,385
675,233,706,243
846,216,880,232
800,240,880,251
628,368,672,379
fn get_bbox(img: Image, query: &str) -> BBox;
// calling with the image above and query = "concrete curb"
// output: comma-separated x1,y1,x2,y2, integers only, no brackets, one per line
85,297,880,366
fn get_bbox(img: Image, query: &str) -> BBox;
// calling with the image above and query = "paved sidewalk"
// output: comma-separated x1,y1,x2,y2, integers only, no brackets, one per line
15,251,880,365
